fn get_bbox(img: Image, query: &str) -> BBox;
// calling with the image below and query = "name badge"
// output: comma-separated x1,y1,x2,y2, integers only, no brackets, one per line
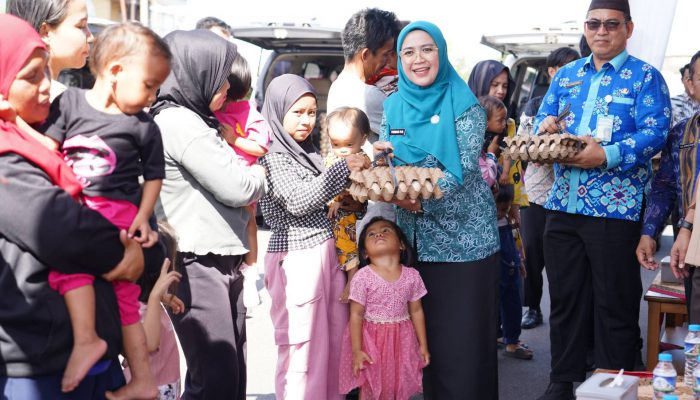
564,80,583,88
390,129,406,136
595,115,613,143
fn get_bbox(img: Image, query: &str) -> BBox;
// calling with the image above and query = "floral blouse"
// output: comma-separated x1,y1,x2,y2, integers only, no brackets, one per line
380,104,499,262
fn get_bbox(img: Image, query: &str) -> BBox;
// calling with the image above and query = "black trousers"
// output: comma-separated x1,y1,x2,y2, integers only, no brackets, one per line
169,252,246,400
690,267,700,323
543,211,642,382
521,203,548,310
416,253,500,400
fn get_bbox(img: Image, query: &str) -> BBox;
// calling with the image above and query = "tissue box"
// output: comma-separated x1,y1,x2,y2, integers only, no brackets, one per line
661,256,681,284
576,373,639,400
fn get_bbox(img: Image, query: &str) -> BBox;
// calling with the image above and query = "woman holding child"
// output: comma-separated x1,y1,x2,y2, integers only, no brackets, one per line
258,74,369,399
150,30,267,400
0,14,144,397
376,21,500,399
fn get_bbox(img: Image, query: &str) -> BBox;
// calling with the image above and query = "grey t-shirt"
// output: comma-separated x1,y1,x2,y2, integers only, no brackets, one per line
43,88,164,206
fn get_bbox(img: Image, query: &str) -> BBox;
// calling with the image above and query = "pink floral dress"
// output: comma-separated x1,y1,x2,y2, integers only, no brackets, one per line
339,265,427,400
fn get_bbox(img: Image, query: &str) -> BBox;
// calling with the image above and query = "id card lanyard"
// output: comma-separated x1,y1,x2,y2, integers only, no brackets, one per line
595,94,614,143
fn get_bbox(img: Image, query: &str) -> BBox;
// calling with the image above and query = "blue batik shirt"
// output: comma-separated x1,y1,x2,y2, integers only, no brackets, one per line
642,115,700,237
535,50,671,221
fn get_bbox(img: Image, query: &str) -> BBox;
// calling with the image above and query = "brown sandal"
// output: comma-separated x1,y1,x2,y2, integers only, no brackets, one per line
504,344,533,360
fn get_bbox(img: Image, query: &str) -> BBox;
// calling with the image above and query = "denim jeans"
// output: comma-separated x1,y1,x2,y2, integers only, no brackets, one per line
0,359,125,399
498,225,523,345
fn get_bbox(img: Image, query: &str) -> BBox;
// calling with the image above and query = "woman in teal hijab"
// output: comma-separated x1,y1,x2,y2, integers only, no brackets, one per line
377,21,500,399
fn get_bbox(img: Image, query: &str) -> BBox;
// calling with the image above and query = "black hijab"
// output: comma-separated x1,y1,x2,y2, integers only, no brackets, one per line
467,60,515,106
262,74,323,175
151,29,236,130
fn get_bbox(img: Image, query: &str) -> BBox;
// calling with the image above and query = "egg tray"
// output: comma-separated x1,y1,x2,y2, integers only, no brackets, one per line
348,166,445,203
502,133,597,163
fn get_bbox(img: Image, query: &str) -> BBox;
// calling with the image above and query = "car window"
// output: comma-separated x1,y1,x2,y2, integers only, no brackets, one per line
271,60,293,80
514,66,538,116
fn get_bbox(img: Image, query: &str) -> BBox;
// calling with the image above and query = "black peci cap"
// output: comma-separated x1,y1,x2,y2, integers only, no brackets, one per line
588,0,630,16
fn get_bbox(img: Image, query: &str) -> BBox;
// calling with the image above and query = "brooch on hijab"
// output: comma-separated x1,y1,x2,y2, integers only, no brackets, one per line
430,114,440,124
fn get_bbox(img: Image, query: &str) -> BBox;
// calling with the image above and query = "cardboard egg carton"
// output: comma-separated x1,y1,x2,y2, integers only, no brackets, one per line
503,133,590,163
348,166,445,203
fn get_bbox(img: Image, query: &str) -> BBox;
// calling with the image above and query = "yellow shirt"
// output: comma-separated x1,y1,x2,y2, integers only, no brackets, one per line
504,118,529,207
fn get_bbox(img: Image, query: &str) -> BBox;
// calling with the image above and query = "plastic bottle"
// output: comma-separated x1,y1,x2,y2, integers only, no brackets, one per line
653,353,677,399
686,325,700,385
694,355,700,400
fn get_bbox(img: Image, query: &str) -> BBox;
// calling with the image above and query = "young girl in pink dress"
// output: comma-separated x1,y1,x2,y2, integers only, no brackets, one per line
339,217,430,400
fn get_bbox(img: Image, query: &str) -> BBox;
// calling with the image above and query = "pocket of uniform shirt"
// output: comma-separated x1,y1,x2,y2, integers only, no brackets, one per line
607,96,635,124
612,96,634,105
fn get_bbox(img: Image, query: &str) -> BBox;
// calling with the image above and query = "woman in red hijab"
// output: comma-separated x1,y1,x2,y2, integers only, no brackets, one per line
0,14,144,399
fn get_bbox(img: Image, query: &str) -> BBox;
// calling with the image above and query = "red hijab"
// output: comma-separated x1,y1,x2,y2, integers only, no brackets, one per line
0,14,82,200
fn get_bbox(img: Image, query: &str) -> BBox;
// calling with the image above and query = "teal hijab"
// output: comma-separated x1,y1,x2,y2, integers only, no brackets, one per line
384,21,478,181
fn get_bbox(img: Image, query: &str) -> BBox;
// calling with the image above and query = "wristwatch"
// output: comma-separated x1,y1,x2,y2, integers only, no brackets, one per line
678,219,694,232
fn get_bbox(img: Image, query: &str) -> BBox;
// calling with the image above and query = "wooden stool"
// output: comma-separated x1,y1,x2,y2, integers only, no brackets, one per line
644,272,687,370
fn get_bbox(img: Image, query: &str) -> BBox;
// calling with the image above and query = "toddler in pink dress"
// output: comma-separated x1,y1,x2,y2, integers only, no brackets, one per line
339,217,429,400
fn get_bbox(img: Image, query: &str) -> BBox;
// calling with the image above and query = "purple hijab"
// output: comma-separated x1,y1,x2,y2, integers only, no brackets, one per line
262,74,323,174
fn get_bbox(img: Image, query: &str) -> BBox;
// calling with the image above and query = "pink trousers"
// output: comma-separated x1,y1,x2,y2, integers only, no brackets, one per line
48,196,141,326
264,239,348,400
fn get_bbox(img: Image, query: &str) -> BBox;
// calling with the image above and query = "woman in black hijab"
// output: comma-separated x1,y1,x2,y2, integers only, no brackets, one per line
150,29,267,400
468,59,525,199
467,60,515,107
258,74,368,399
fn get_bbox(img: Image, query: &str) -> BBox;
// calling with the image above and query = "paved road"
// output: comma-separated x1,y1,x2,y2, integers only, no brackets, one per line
174,227,674,399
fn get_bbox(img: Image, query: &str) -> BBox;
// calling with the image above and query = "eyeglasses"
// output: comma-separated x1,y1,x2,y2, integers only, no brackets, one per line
584,19,627,32
399,45,438,62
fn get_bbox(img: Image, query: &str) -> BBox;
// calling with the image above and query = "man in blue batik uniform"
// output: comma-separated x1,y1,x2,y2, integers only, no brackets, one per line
534,0,671,398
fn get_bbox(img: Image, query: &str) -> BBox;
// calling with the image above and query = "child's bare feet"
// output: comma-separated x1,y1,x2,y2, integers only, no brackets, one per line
105,377,159,400
61,337,107,392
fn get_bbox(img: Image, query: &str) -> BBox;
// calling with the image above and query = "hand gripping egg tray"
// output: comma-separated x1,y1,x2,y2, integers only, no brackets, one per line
347,151,445,203
502,133,599,164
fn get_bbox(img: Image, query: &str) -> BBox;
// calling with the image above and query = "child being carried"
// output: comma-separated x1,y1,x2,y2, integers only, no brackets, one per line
324,107,371,302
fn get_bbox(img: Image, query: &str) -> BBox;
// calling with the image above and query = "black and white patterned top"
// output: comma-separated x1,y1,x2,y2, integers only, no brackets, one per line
259,152,351,252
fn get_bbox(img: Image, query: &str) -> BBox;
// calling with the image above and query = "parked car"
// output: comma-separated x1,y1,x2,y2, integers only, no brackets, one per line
480,22,582,119
231,23,344,152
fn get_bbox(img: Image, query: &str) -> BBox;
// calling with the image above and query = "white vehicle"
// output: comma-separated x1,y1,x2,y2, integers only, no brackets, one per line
480,22,582,119
231,23,344,115
231,23,344,154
